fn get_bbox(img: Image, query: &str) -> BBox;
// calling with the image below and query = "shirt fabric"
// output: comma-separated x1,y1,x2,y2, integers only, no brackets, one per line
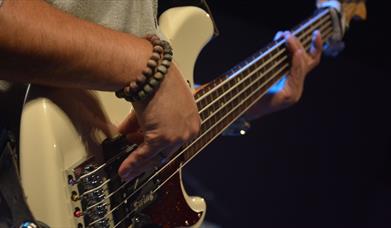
47,0,159,36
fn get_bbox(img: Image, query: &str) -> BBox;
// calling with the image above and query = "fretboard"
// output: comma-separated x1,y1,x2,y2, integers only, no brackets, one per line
159,8,335,181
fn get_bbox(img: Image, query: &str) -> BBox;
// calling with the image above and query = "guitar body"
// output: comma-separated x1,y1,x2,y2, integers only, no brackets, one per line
19,7,214,227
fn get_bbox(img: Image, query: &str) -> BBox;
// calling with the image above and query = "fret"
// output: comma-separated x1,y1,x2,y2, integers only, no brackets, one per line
237,77,244,92
211,107,219,124
217,86,225,101
199,122,207,134
251,71,260,90
98,10,346,221
247,61,256,73
205,93,212,107
221,88,229,104
236,77,242,93
129,12,344,212
271,45,280,58
213,91,221,110
222,82,229,93
258,58,266,76
227,95,234,110
213,90,221,110
209,91,216,108
197,99,205,113
200,109,208,122
183,60,291,161
228,77,236,90
181,8,333,165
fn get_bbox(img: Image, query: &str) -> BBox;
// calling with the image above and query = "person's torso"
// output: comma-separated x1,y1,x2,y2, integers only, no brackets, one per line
0,0,159,132
47,0,159,36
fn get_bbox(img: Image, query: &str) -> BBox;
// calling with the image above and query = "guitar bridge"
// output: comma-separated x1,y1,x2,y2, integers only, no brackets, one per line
65,135,140,228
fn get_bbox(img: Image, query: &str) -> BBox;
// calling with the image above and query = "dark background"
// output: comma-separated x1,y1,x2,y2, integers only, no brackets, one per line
172,1,390,228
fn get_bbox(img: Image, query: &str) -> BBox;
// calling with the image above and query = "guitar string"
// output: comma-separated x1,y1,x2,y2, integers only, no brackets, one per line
196,19,330,118
75,9,331,188
83,22,326,218
197,21,331,127
88,29,334,228
108,29,335,228
153,29,336,197
87,57,291,224
82,14,333,221
74,144,137,185
163,27,334,180
88,62,292,227
123,22,334,201
110,27,335,228
105,12,336,224
193,9,330,105
85,25,334,227
83,18,333,221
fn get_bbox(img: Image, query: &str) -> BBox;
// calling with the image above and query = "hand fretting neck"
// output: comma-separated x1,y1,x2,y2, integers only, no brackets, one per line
156,8,335,185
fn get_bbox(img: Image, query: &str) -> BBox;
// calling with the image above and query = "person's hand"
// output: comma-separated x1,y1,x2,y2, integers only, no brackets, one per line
246,30,323,119
117,62,201,181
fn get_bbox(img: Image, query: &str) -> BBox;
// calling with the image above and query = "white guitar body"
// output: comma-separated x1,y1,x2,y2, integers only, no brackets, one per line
19,7,214,227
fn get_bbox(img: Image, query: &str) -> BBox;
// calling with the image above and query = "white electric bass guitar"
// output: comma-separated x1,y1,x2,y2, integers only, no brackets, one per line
19,1,366,227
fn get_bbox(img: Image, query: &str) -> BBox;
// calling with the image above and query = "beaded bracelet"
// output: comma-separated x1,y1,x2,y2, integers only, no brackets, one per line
115,35,173,102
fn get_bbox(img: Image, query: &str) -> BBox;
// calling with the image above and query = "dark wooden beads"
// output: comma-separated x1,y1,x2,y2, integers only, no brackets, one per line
115,34,173,102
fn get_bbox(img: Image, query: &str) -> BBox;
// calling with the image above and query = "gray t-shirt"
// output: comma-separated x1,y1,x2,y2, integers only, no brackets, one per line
0,0,159,130
47,0,159,36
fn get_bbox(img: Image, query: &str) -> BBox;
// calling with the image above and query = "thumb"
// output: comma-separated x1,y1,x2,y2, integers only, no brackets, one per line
118,112,140,134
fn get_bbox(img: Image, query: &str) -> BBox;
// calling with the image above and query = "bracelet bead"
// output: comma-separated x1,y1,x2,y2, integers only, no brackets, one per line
163,54,173,61
153,46,164,54
136,75,147,84
115,34,173,102
129,81,139,92
144,84,154,94
151,53,161,61
142,67,153,77
154,72,164,80
138,90,147,100
149,78,159,87
161,60,171,68
147,59,158,68
157,65,167,74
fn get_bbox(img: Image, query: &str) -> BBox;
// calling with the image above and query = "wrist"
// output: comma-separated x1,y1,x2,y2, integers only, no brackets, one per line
116,35,173,102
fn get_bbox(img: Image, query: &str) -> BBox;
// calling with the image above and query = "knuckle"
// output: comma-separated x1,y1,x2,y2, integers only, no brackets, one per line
190,116,201,139
180,131,192,142
159,132,183,146
145,134,163,146
282,93,300,105
133,150,150,162
192,116,201,133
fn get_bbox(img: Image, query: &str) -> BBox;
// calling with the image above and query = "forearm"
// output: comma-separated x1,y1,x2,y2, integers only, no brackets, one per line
0,0,151,91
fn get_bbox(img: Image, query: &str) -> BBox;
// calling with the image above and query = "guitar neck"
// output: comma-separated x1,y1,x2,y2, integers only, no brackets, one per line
185,8,334,161
156,8,335,184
